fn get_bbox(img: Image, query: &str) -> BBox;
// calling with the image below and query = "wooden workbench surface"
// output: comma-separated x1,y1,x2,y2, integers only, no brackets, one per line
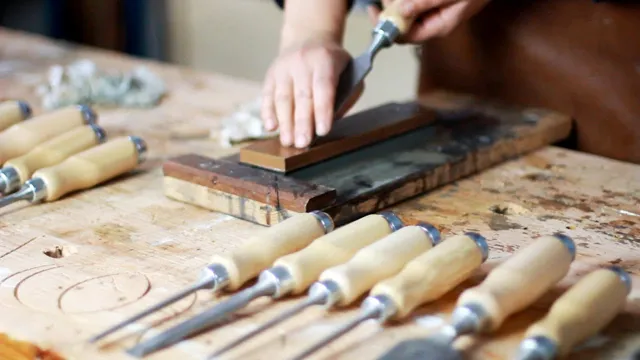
0,28,638,360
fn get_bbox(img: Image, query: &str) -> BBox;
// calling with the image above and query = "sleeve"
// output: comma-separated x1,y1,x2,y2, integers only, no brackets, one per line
273,0,357,12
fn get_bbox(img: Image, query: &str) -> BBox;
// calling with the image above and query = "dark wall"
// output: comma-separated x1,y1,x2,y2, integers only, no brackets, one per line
0,0,168,60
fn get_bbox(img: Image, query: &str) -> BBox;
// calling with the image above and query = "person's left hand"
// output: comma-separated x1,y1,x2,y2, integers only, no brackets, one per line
367,0,490,43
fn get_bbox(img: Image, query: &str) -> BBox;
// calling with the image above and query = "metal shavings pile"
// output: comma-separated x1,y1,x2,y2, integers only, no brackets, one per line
35,59,166,110
216,97,279,147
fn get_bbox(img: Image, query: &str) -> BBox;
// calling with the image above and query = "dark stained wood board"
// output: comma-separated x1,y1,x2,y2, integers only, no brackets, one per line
163,90,573,226
238,102,437,172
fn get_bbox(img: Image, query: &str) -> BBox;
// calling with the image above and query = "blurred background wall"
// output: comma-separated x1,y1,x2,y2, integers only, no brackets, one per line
0,0,418,111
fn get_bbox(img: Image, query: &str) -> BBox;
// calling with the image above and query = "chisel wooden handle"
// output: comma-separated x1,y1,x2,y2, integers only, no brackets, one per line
521,266,631,358
211,211,335,291
378,0,418,35
319,224,440,306
274,212,403,295
4,125,107,184
31,136,146,201
456,234,576,332
370,233,488,319
0,100,31,131
0,105,96,164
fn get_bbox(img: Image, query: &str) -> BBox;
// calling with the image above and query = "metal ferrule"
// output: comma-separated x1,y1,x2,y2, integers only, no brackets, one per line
552,233,576,260
90,124,108,144
465,232,489,262
0,167,20,194
310,211,335,234
608,265,632,294
128,135,148,164
379,211,404,232
449,302,490,336
309,280,343,309
257,266,295,299
515,336,557,360
198,263,230,291
76,104,97,124
372,19,399,48
361,294,398,324
17,100,32,119
21,177,48,203
415,222,441,246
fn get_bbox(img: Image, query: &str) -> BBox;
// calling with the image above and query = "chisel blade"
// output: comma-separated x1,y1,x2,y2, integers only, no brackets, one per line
377,337,463,360
333,51,373,119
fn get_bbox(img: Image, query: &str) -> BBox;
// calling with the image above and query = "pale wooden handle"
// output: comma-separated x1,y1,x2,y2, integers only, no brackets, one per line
32,137,140,201
525,267,630,357
319,225,437,306
274,213,400,294
0,106,94,163
212,212,332,291
379,0,417,35
370,233,487,319
457,234,576,332
4,125,105,183
0,100,30,131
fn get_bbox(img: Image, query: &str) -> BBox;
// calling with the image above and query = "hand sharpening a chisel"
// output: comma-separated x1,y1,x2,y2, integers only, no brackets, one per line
261,0,490,148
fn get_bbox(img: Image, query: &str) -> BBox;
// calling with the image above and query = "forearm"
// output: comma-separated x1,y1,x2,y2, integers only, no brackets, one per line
279,0,349,51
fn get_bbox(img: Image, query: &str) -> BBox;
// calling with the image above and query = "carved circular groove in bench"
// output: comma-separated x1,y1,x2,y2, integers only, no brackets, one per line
57,272,151,314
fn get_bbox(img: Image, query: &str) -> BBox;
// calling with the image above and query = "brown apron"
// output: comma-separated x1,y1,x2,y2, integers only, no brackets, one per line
416,0,640,164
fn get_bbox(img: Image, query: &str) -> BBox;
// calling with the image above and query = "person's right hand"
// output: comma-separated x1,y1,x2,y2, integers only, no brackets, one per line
260,39,362,148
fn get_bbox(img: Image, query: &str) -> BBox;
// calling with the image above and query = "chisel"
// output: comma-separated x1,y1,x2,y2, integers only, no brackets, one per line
319,0,417,144
88,210,335,343
0,100,32,131
516,266,632,360
377,233,576,360
291,232,489,360
126,212,404,357
208,223,442,358
0,136,146,209
0,105,96,164
0,124,107,194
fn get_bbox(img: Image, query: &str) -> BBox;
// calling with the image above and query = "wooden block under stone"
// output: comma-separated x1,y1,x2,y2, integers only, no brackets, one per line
239,102,437,172
163,90,573,226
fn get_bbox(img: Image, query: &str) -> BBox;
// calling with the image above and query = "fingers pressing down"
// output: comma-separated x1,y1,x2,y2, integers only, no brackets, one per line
260,41,352,149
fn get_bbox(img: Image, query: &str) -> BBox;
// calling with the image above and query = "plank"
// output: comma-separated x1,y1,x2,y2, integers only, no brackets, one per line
238,102,437,172
163,154,337,213
164,90,573,226
0,28,639,360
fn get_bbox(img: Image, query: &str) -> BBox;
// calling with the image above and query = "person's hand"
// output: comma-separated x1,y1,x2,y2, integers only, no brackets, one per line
261,40,363,148
367,0,490,43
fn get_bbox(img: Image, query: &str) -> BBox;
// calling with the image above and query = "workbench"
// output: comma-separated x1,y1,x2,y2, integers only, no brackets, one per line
0,28,638,360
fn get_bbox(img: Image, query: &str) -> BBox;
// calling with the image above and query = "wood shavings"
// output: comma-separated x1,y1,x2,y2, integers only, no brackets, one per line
35,59,166,110
216,97,278,147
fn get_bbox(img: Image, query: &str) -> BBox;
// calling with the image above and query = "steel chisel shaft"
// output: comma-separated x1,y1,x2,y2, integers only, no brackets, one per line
88,210,335,343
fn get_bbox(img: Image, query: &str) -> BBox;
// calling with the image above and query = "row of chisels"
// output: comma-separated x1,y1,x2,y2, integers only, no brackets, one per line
0,99,148,211
89,211,632,359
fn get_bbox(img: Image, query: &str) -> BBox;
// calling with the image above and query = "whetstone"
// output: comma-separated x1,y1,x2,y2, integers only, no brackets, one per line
238,102,437,172
163,90,573,226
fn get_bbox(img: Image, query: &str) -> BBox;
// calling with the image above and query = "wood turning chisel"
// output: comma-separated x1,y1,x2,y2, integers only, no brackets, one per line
312,0,417,145
291,232,489,360
126,212,405,357
0,105,97,164
0,100,32,131
516,265,632,360
0,124,107,195
208,223,442,358
377,233,577,360
0,136,147,210
88,210,335,343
